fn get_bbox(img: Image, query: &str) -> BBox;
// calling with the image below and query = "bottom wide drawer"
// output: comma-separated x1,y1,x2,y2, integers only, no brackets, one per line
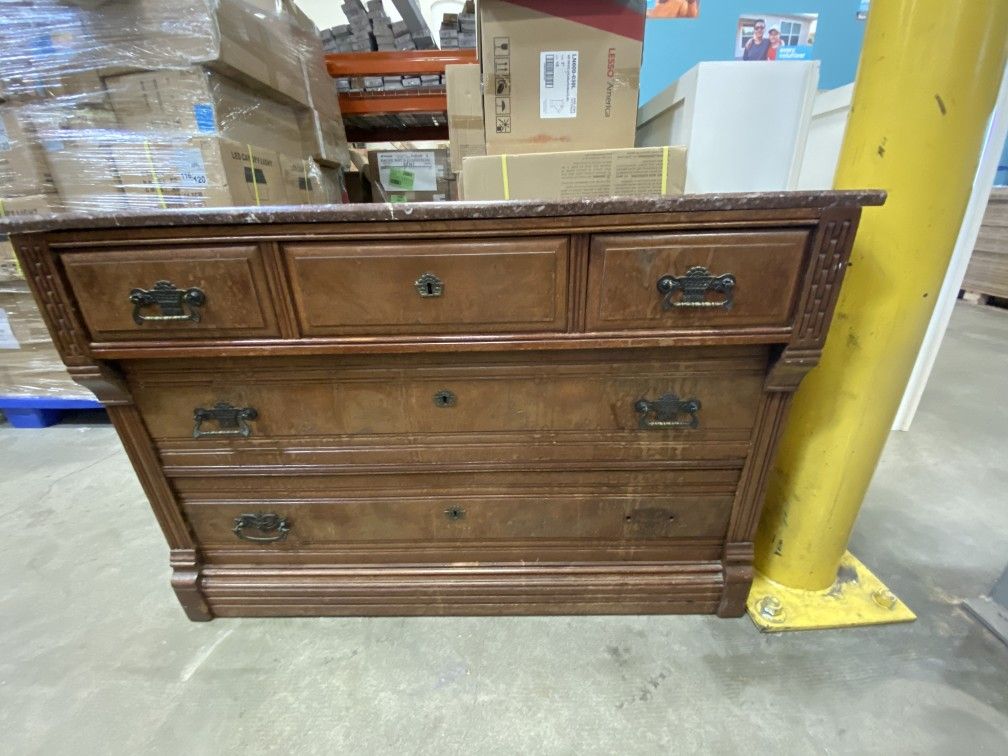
177,468,739,564
183,493,733,565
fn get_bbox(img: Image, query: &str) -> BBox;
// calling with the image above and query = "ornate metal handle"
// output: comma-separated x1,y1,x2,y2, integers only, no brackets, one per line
233,513,290,542
129,280,206,324
657,266,735,310
193,403,258,438
415,272,444,297
634,394,701,430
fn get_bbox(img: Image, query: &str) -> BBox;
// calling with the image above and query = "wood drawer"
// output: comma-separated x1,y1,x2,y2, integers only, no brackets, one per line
176,467,737,564
60,246,281,341
182,493,733,558
126,348,766,451
586,231,809,331
283,237,569,335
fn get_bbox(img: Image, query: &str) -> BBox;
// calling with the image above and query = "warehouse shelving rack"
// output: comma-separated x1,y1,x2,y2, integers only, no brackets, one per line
325,49,477,142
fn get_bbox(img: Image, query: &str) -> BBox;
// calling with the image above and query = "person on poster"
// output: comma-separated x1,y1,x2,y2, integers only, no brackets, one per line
742,19,770,60
648,0,699,19
767,28,783,60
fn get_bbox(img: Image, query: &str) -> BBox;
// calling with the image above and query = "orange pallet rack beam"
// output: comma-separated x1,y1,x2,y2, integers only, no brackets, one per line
326,49,477,77
327,50,478,139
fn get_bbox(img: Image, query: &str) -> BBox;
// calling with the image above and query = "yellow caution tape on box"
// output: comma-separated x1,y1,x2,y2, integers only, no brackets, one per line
247,144,261,206
661,146,669,196
143,141,168,210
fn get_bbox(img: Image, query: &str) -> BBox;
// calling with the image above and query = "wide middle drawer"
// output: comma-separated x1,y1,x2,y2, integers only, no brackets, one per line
126,347,767,446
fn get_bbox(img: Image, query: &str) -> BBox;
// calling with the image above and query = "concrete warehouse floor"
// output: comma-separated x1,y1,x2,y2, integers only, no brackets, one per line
1,302,1006,754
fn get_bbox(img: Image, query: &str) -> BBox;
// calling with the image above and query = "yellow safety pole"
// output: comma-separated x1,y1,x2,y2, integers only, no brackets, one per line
748,0,1008,631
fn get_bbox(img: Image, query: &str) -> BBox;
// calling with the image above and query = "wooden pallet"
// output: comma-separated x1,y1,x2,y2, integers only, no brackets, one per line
0,396,104,428
962,187,1008,303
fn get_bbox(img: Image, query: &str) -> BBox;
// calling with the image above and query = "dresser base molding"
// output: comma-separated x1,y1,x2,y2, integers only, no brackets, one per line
170,550,212,622
196,561,726,618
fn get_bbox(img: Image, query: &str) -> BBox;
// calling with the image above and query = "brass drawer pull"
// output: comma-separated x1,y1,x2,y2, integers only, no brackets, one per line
657,266,735,310
444,506,465,521
233,513,290,543
415,272,444,298
193,403,258,438
129,280,206,324
634,394,701,430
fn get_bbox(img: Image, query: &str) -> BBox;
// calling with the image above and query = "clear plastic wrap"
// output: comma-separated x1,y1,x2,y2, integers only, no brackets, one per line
0,0,350,216
0,267,94,399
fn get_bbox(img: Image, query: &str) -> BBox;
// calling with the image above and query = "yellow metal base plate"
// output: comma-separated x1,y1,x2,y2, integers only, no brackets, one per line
747,551,916,632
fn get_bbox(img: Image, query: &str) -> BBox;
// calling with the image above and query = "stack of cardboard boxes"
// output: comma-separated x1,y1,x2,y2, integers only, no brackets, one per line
0,0,356,404
448,0,686,201
0,237,90,399
0,0,351,219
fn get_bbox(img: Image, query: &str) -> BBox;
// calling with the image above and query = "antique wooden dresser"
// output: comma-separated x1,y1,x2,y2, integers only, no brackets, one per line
5,192,883,620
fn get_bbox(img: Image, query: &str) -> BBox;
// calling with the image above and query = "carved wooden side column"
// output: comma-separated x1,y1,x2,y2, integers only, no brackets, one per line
717,208,861,617
12,235,212,620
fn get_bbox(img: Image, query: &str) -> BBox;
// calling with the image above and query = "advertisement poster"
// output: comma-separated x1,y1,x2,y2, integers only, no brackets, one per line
736,14,818,61
647,0,700,19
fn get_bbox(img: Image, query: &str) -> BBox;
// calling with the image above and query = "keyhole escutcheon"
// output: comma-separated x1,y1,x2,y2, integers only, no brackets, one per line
415,272,444,298
433,390,457,408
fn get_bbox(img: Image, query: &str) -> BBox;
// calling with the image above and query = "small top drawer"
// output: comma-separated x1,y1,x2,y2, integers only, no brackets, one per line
283,237,569,336
586,231,809,332
60,246,281,341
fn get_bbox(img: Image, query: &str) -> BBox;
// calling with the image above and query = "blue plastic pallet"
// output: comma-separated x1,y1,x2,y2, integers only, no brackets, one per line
0,396,104,428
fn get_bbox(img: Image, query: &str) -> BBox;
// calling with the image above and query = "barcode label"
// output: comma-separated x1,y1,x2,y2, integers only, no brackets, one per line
544,54,555,88
540,51,578,119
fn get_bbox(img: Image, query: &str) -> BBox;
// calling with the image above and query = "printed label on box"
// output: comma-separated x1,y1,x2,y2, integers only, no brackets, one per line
172,148,209,188
377,152,437,191
193,103,218,133
0,308,19,349
540,51,578,119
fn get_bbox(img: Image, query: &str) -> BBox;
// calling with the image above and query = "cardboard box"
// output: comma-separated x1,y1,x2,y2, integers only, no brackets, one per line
446,63,486,174
461,145,686,201
105,67,305,158
0,236,20,281
318,165,347,203
0,0,310,110
30,106,129,211
479,0,645,155
0,194,62,220
280,157,345,205
297,108,351,168
0,279,93,398
279,154,322,205
368,149,452,202
0,107,57,196
113,137,289,209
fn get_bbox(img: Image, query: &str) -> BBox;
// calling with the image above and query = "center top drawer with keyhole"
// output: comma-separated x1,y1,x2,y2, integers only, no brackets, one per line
282,237,570,336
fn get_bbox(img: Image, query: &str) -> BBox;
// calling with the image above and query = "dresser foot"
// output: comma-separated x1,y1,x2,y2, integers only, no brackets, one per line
170,550,213,621
718,542,754,618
